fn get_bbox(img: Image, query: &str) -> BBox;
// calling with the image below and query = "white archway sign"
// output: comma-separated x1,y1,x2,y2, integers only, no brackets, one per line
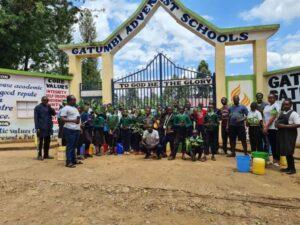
60,0,279,105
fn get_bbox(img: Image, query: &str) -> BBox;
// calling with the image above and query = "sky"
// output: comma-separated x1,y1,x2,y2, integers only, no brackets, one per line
71,0,300,77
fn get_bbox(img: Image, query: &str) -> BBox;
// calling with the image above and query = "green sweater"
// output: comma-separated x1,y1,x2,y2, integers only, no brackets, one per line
93,115,105,128
174,113,192,128
107,115,119,130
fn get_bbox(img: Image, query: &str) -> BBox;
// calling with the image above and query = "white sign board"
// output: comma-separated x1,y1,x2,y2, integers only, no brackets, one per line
0,74,45,141
114,78,212,89
267,71,300,144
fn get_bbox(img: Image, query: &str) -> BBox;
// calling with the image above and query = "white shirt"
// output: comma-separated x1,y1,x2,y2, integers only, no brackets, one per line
60,105,81,130
283,110,300,125
143,130,159,146
247,110,263,126
263,102,280,130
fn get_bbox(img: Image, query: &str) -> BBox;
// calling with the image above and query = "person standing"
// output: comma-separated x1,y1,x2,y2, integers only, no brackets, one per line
246,102,263,152
276,99,300,174
119,110,132,155
220,97,230,154
263,93,281,166
227,95,249,157
256,92,269,152
203,102,219,161
60,95,81,168
34,96,56,160
169,107,192,160
161,107,175,157
193,103,207,141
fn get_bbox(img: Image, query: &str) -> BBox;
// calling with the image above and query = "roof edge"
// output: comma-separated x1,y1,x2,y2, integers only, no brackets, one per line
264,66,300,77
0,68,73,80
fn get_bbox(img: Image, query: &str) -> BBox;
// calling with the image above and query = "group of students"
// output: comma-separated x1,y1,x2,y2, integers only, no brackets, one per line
36,93,299,174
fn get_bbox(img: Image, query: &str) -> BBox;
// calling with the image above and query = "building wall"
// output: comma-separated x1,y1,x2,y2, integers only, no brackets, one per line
0,74,69,142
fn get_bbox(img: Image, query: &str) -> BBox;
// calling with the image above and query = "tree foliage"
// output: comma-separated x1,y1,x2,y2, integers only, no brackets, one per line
0,0,78,73
79,8,101,85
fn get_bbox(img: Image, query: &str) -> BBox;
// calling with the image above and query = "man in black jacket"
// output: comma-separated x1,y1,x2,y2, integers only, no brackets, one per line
34,96,56,160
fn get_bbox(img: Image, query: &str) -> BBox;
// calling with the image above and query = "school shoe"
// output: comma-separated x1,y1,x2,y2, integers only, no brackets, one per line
44,156,54,159
75,160,83,165
211,156,216,161
144,155,151,159
168,156,175,160
37,156,44,161
227,153,236,158
280,168,290,173
65,163,76,168
200,156,207,162
273,162,280,167
286,170,296,175
157,155,162,160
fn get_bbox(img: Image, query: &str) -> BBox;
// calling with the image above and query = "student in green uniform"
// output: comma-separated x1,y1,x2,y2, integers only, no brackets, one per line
204,102,219,161
119,110,132,155
107,108,119,154
92,110,105,156
187,130,204,161
131,109,143,154
169,107,192,160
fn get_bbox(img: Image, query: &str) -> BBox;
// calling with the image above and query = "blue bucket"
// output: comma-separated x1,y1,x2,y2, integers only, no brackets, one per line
236,155,251,173
116,143,124,155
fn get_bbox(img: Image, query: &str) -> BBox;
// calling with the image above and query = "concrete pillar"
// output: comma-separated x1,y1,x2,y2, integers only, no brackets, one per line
68,55,82,100
253,39,268,97
102,53,114,104
215,43,226,108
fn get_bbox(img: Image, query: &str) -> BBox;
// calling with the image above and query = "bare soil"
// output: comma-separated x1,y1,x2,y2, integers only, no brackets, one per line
0,150,299,225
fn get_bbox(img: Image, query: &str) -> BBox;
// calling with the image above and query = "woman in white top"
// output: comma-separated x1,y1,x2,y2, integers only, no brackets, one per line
263,93,281,166
246,102,263,152
276,99,300,174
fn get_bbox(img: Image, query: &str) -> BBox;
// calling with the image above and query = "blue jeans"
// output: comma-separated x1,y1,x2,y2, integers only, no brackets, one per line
63,128,80,165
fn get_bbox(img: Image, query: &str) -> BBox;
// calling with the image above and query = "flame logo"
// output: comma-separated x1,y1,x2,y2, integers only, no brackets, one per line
231,85,241,100
241,93,251,106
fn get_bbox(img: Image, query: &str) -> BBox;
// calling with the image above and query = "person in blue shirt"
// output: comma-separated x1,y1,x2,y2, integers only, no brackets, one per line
227,95,249,157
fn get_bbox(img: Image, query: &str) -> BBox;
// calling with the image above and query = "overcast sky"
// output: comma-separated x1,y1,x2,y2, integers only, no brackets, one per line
71,0,300,77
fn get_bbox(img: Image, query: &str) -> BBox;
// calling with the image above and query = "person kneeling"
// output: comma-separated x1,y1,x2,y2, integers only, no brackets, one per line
141,125,161,160
187,130,204,161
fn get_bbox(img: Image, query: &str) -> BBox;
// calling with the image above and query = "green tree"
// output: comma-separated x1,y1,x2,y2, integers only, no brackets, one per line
196,60,212,98
0,0,78,72
79,9,101,85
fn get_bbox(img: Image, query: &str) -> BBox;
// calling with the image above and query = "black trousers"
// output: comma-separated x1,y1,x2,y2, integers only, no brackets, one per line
172,127,187,157
286,155,296,171
249,126,263,152
188,146,204,160
205,130,218,155
162,132,175,154
121,128,131,152
38,136,50,157
268,129,280,161
221,126,228,154
131,132,141,151
142,144,162,157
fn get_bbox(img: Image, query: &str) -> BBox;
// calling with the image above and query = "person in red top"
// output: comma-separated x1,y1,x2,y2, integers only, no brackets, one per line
193,103,207,139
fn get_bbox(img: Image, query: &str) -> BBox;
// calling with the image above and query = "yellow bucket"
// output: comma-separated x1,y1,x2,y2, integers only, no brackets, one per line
166,142,171,154
252,158,265,175
57,146,66,161
89,144,95,155
280,156,287,167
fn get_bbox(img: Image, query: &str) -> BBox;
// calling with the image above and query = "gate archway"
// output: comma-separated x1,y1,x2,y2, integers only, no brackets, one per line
112,53,215,108
59,0,279,107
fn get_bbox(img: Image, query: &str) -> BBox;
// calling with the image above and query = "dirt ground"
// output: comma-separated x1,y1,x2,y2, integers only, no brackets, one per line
0,150,299,225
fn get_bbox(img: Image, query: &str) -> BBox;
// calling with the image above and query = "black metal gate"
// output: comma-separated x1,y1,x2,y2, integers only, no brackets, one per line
112,53,216,108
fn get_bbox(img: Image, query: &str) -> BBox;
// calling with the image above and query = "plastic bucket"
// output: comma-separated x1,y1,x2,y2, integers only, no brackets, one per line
253,158,266,175
252,151,269,161
280,156,287,167
236,155,251,173
102,143,109,154
117,143,124,155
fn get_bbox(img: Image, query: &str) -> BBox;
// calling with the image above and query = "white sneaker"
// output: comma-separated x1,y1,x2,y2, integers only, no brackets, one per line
273,162,280,167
